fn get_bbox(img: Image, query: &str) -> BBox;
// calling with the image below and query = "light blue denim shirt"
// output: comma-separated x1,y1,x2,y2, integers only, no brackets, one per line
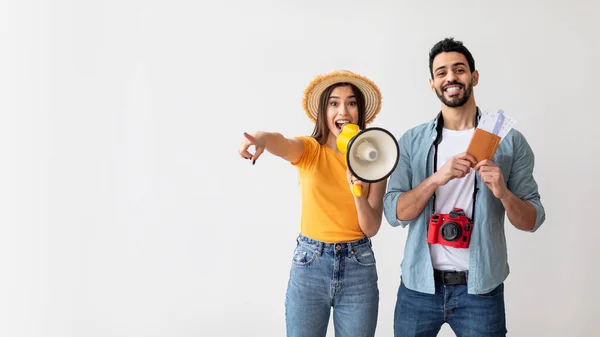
383,111,546,295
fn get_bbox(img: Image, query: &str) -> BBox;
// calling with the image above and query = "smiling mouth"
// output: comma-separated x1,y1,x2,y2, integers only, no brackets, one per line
444,85,463,96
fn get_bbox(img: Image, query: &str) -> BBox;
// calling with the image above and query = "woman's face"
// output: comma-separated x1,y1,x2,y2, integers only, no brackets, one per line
325,85,359,139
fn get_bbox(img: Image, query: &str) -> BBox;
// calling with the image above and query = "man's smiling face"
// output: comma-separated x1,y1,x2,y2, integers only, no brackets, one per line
430,51,479,108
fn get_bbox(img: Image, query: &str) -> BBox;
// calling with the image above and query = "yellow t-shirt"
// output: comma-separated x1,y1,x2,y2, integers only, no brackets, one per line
291,136,365,243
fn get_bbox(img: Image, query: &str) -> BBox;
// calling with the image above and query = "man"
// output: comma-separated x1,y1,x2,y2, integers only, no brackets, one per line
383,37,546,336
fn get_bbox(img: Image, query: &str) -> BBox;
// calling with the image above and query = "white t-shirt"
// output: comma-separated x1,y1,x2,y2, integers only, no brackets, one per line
429,128,476,271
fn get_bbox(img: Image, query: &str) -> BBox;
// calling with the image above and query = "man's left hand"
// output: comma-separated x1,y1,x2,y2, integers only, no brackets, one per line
474,160,508,200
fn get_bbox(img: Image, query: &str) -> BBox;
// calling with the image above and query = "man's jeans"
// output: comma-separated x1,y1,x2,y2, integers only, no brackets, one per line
394,277,507,337
285,234,379,337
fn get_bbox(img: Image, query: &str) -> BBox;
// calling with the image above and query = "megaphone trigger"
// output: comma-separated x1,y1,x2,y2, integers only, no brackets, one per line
352,184,362,197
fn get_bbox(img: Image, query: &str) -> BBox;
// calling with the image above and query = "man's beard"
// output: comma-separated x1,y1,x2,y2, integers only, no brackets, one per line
435,80,473,107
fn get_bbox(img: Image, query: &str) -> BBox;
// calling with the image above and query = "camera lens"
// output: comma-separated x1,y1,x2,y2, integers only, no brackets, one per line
440,222,462,241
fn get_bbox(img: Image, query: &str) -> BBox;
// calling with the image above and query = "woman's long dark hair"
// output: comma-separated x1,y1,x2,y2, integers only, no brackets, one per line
310,82,366,145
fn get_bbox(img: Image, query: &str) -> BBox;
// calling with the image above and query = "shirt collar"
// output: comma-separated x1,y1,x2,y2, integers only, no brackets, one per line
430,107,482,130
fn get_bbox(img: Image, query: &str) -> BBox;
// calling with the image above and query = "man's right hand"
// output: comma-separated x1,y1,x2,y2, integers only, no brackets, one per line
432,152,477,186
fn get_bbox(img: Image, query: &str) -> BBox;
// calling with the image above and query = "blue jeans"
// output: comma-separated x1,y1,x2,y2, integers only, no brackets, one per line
285,234,379,337
394,277,507,337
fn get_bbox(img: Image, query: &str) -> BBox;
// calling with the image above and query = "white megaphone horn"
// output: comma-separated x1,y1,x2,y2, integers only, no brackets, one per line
336,123,400,197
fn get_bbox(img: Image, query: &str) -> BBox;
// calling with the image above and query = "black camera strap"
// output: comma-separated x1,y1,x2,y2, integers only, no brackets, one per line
432,111,479,223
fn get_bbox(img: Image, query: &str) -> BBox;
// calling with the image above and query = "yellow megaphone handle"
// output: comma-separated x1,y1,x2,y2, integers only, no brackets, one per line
352,184,362,197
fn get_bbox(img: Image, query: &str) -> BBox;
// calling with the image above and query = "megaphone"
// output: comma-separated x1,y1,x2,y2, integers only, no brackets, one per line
336,123,400,197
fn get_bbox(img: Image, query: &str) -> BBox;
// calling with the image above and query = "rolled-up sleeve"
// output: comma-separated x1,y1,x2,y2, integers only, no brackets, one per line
384,133,414,228
507,131,546,232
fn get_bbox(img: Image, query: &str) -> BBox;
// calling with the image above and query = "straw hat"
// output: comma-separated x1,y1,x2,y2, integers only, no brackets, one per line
302,70,382,124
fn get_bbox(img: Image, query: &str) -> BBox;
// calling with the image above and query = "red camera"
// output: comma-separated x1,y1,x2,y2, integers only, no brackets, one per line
427,208,473,249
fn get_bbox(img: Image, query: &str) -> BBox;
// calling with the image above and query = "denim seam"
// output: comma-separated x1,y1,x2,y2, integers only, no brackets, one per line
443,285,448,322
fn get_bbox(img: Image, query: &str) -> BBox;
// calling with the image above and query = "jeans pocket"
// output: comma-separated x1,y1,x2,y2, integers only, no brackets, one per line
350,244,376,267
292,244,318,266
474,283,504,299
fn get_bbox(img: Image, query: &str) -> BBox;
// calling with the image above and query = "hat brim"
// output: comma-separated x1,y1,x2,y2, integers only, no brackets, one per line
302,71,382,124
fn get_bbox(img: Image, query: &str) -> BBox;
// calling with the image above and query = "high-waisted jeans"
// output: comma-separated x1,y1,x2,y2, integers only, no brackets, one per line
285,234,379,337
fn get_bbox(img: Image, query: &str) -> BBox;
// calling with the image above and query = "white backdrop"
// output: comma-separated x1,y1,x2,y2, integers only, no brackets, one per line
2,0,599,336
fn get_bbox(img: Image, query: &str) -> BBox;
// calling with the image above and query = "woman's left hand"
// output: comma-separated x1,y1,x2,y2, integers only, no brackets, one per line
347,168,369,198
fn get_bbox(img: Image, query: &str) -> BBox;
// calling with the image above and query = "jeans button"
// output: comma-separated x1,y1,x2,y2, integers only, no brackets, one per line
336,245,342,251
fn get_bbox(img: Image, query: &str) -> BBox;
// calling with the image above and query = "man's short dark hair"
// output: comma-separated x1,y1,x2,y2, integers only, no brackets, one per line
429,38,475,78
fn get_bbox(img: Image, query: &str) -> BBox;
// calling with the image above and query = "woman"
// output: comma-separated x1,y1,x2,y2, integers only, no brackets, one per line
238,70,386,337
